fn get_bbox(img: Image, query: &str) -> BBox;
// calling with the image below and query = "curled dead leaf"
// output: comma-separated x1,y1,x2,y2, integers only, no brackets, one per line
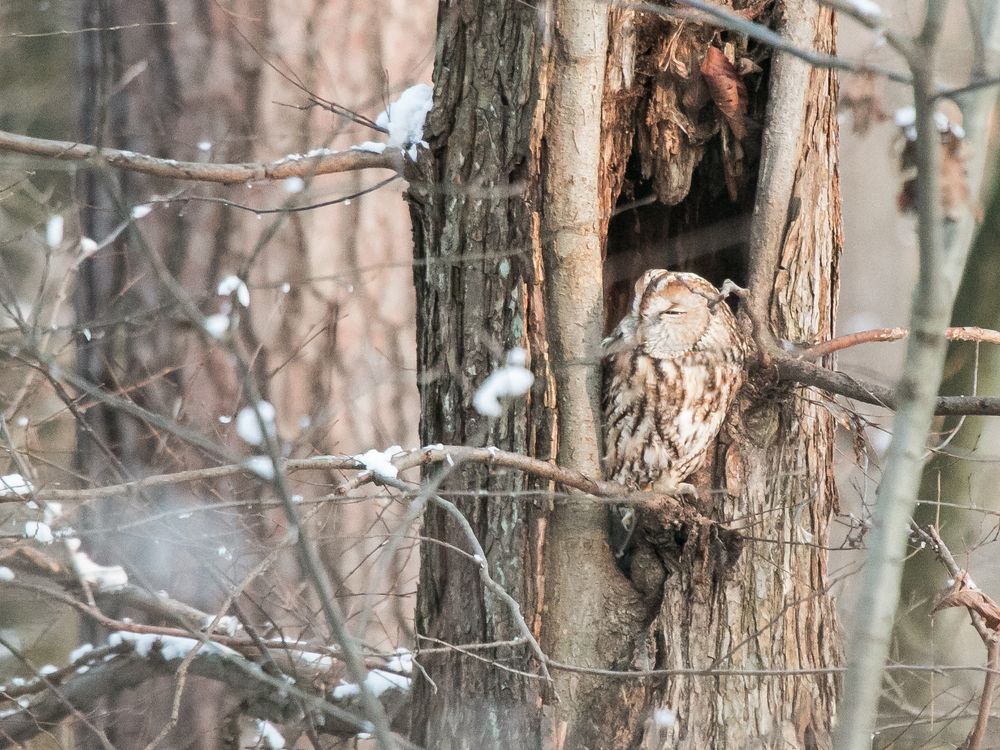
932,571,1000,631
700,46,748,140
840,73,888,135
896,114,970,221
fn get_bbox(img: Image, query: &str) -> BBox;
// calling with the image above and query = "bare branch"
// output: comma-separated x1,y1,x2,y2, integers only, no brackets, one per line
774,354,1000,416
0,129,401,184
836,4,1000,745
0,640,403,747
745,0,817,354
796,325,1000,361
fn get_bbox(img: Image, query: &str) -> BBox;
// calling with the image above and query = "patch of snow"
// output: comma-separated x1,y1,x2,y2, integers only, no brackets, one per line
333,668,411,702
0,567,14,582
353,141,387,154
353,445,404,480
197,141,213,152
654,707,676,727
38,664,58,676
244,456,275,480
279,147,340,163
46,215,64,248
130,204,153,219
473,348,535,417
283,176,305,194
202,615,241,636
894,105,965,141
80,237,99,254
385,647,412,674
236,401,276,446
351,84,433,160
255,720,286,749
217,275,251,307
66,539,128,591
204,313,230,339
280,282,291,294
0,473,32,496
43,501,62,525
108,631,236,661
24,521,53,544
332,681,361,700
293,650,334,670
380,84,432,152
69,643,94,662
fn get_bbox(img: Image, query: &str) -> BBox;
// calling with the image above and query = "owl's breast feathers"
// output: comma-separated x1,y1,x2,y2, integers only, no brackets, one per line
603,320,746,490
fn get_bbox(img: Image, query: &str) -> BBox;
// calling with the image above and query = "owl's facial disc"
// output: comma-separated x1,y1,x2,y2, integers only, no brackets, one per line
636,274,712,354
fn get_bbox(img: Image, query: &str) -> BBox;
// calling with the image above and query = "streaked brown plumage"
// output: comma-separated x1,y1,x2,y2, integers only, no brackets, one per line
603,270,746,494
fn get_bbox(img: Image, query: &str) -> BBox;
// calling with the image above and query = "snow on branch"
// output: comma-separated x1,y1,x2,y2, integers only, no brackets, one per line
353,84,433,161
0,473,32,497
473,348,535,417
353,445,405,480
0,629,398,745
0,129,401,184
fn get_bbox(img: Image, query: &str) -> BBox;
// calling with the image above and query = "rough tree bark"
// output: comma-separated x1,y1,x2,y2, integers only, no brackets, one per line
408,1,841,747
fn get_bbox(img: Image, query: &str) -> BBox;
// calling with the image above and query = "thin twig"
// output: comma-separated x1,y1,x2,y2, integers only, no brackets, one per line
968,638,999,750
796,326,1000,361
912,524,1000,748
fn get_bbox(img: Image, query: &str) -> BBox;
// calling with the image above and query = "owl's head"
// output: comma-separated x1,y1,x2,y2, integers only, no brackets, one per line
630,270,729,356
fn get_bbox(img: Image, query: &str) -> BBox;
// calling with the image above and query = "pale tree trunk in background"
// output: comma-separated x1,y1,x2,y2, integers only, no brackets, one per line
69,0,427,746
409,2,842,747
893,155,1000,746
75,3,273,746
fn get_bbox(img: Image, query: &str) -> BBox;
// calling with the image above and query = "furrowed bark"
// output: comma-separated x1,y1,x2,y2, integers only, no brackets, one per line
406,1,553,745
409,2,844,747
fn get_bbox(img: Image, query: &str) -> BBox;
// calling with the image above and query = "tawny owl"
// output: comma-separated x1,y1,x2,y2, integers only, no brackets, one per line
603,270,747,499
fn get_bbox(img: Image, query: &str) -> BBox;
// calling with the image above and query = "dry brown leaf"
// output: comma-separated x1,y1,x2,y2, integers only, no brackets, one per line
932,571,1000,631
839,73,888,135
896,129,969,220
940,134,970,220
700,46,748,140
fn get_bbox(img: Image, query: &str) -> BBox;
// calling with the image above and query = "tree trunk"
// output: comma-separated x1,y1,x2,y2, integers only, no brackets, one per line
893,150,1000,746
409,2,842,747
406,2,553,744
